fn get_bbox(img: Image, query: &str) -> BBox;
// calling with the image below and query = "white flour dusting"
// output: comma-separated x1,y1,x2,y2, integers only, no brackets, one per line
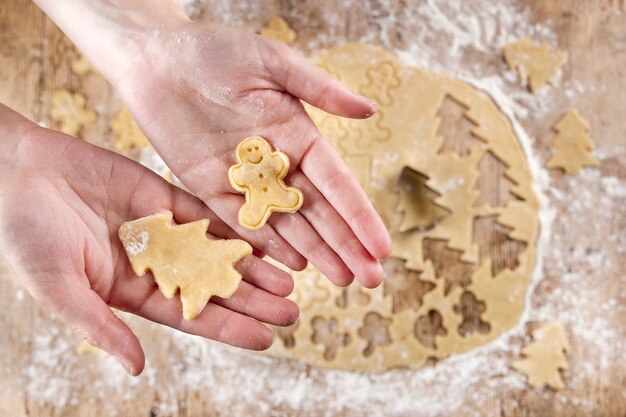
14,0,625,415
124,230,149,257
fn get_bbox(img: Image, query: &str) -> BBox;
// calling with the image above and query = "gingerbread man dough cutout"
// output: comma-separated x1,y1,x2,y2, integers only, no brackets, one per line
228,136,303,230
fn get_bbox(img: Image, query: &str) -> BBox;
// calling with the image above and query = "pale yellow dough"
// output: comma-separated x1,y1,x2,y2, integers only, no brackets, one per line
119,211,252,320
71,53,94,76
228,136,303,230
513,322,570,390
503,38,567,93
75,340,108,356
111,107,150,152
260,16,296,45
265,44,540,372
49,89,96,137
546,110,600,174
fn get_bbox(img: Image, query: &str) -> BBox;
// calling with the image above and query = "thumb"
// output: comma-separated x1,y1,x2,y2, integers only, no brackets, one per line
264,42,376,119
32,273,145,376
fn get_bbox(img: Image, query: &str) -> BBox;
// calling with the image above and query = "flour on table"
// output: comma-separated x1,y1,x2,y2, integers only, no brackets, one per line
18,0,626,416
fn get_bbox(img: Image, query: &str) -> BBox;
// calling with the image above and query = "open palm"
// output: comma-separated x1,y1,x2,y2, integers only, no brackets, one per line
115,22,392,288
0,105,298,375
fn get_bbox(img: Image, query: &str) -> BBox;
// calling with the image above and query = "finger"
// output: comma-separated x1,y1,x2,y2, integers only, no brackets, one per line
289,172,385,288
236,255,294,297
268,210,354,287
209,194,307,271
135,288,274,350
210,280,299,326
263,42,376,119
170,185,239,240
33,273,145,376
300,137,392,260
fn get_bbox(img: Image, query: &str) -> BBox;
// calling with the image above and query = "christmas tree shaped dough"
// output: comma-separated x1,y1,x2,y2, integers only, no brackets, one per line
229,136,303,230
546,110,600,174
119,211,252,320
513,322,570,390
503,38,567,93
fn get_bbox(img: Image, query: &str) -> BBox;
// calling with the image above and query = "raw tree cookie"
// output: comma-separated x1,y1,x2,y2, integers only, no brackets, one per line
228,136,303,230
260,16,296,45
119,211,252,320
513,322,570,390
49,89,97,137
503,38,567,93
546,110,600,174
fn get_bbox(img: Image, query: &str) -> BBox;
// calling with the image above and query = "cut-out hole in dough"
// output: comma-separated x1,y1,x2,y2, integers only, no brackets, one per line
311,317,351,361
472,215,527,277
473,150,521,208
357,312,393,357
422,238,476,293
383,258,436,314
414,309,448,349
335,284,371,309
436,95,484,157
275,322,300,349
453,291,491,336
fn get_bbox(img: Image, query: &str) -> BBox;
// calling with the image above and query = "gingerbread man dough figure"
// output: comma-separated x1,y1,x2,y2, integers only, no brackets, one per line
228,136,303,230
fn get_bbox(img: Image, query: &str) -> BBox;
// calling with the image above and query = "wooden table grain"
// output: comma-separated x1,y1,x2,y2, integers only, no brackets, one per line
0,0,624,416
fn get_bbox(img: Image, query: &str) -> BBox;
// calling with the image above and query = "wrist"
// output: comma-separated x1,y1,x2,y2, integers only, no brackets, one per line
0,105,35,173
34,0,191,85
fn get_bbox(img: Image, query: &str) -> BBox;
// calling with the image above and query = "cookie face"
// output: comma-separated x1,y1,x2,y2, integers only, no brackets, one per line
228,136,304,230
239,137,268,164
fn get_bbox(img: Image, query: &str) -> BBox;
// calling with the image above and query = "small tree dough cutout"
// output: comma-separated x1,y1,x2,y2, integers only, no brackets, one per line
229,136,303,230
513,322,570,390
546,110,600,174
119,211,252,320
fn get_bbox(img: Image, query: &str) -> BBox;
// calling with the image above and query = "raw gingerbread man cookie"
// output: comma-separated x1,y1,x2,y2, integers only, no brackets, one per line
228,136,303,230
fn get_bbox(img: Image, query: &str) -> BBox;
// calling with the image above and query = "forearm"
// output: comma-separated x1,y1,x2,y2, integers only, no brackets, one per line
33,0,190,84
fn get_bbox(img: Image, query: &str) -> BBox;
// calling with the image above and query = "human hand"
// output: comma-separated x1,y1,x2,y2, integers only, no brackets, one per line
112,20,392,288
0,105,298,375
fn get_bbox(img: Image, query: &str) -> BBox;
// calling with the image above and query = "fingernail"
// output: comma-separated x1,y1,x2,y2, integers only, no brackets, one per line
366,102,378,116
117,357,136,376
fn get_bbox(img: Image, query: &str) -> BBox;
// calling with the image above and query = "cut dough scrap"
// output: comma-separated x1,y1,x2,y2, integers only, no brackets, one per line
119,211,252,320
546,110,600,174
229,136,303,230
503,38,567,93
49,89,97,137
260,16,296,45
111,107,150,152
513,322,570,390
265,44,539,372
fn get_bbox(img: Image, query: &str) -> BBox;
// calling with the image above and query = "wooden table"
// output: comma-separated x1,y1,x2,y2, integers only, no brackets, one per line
0,0,624,416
